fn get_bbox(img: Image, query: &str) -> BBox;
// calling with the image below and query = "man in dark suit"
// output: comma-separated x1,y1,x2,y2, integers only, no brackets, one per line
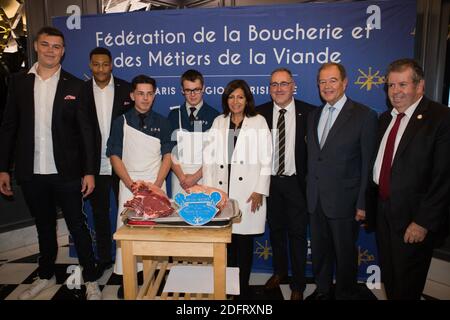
366,58,450,300
81,47,132,277
306,62,377,300
0,27,101,300
258,68,315,300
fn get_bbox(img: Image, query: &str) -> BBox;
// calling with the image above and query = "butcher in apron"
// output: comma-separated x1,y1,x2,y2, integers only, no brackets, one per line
107,75,173,276
170,105,204,196
113,117,165,274
167,69,219,196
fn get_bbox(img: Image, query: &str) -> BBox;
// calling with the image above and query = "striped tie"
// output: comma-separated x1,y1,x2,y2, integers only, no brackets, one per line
189,107,196,123
276,109,287,175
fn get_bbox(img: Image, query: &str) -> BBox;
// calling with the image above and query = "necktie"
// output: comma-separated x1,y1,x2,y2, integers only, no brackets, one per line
138,113,147,129
378,113,405,200
319,106,335,149
276,109,287,175
189,107,196,123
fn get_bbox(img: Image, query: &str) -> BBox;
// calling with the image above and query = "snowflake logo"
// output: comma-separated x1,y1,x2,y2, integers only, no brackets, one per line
193,216,204,224
354,67,385,91
254,240,272,260
358,246,375,266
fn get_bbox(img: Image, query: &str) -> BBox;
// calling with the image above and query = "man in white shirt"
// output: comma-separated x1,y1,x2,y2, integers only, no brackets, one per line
0,26,101,300
82,47,132,277
258,68,315,300
366,58,450,299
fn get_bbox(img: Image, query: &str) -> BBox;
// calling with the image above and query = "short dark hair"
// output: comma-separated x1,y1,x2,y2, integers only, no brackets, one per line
317,62,347,82
386,58,424,83
35,26,65,46
271,67,293,79
89,47,112,61
131,74,156,91
181,69,204,87
222,79,256,117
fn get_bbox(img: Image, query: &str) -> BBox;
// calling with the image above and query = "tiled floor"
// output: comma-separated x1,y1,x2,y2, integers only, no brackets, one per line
0,236,385,300
2,234,449,300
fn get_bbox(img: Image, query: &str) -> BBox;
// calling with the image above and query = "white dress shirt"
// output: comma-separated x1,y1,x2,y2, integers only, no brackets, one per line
317,94,347,142
373,97,422,184
271,99,296,176
29,63,60,174
93,76,115,175
186,100,203,118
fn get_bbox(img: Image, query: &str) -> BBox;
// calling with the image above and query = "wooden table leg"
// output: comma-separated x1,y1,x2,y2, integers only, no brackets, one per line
121,241,138,300
142,256,152,285
213,243,226,300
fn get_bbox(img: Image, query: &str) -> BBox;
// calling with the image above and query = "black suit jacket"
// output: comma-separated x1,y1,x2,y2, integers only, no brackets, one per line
257,99,315,192
81,77,132,174
306,98,378,218
0,69,96,182
366,97,450,242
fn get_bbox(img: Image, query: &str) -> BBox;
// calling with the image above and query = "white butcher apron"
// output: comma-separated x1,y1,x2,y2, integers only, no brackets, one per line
114,116,166,274
170,107,203,197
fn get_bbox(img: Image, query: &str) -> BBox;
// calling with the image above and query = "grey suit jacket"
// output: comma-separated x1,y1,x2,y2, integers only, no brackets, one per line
306,98,378,218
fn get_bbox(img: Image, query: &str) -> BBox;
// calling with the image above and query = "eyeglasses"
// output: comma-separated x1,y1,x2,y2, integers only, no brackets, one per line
269,81,292,89
183,88,203,95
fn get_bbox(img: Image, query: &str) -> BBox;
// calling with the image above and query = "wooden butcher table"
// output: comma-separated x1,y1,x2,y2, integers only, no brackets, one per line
113,224,232,300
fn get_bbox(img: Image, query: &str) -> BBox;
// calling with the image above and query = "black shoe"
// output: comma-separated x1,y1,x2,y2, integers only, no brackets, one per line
290,290,304,300
305,290,332,300
117,285,124,299
264,274,288,290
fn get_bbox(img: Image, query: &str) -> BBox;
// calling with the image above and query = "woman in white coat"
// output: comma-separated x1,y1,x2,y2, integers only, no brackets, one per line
203,80,272,298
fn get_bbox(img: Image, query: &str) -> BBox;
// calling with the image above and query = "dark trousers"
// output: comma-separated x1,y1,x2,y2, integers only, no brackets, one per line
310,200,360,299
376,199,433,300
228,233,254,296
267,175,308,291
21,174,97,282
87,174,118,264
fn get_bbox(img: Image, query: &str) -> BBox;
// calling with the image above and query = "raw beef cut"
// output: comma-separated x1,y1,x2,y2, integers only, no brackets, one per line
185,184,228,211
125,181,174,219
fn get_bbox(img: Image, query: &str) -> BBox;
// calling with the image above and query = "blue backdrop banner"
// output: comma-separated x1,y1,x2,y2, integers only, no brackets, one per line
54,0,416,115
57,0,416,280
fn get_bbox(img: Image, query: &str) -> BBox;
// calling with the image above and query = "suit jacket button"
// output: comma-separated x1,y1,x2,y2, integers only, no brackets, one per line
318,157,322,161
239,177,243,181
219,181,223,185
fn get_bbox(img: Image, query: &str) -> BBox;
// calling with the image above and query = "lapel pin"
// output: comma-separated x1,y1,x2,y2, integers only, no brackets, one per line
417,114,423,119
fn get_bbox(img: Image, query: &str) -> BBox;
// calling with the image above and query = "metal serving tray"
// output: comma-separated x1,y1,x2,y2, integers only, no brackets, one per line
122,199,241,228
